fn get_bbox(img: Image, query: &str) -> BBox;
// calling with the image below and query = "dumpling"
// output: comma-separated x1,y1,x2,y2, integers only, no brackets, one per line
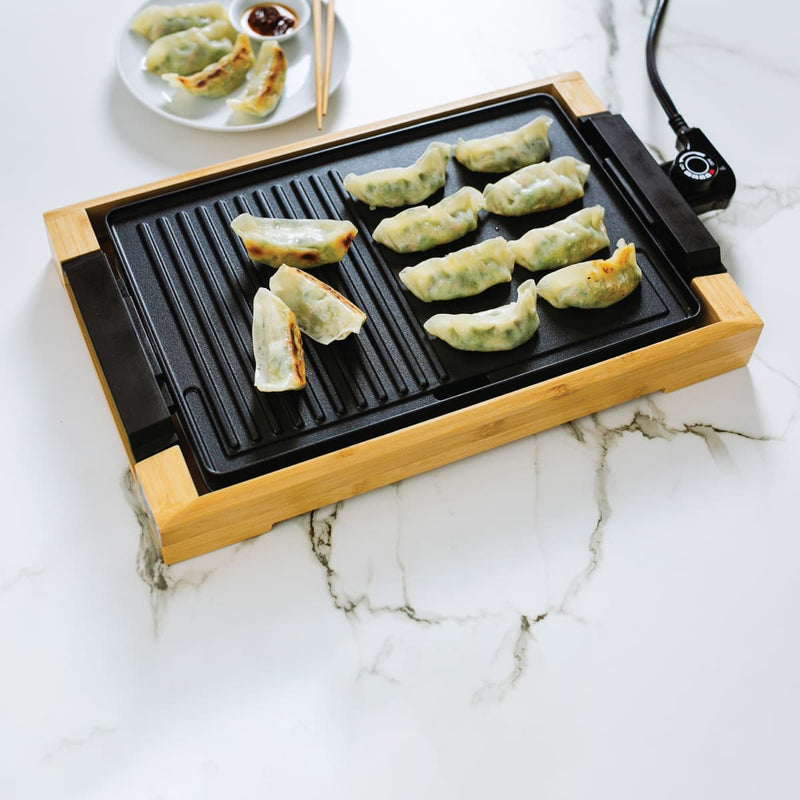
131,3,230,41
343,142,451,208
536,239,642,309
372,187,484,254
231,214,358,268
482,156,591,216
453,116,552,173
423,280,539,352
144,19,235,76
511,205,610,272
398,237,514,302
163,33,254,98
269,265,366,344
252,288,306,392
226,41,288,117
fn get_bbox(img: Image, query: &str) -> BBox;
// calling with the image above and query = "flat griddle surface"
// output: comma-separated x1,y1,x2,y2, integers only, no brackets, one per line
106,93,700,489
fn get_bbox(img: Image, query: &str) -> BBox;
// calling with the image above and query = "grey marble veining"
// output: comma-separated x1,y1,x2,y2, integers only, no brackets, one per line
356,638,400,684
755,354,800,400
597,0,621,110
0,566,46,597
289,389,782,702
124,471,217,634
471,612,552,705
41,726,118,764
309,497,491,626
5,0,800,796
710,184,800,232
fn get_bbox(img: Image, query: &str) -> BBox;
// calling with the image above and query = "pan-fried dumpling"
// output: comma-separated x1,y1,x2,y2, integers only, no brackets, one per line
231,214,358,268
343,142,451,208
398,237,513,302
252,288,306,392
423,279,539,352
483,156,591,216
163,33,254,98
131,3,230,41
144,19,235,76
453,116,552,173
536,239,642,309
269,265,366,344
226,41,288,117
372,187,484,253
511,205,610,272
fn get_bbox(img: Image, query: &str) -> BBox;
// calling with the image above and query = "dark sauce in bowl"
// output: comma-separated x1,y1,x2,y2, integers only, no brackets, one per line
242,4,298,37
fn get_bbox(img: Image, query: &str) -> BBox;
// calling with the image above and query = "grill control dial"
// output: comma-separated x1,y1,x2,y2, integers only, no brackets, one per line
675,149,718,186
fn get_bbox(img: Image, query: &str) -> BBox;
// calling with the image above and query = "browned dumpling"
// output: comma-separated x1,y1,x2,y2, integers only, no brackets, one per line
162,33,254,98
536,239,642,309
251,288,306,392
227,41,288,118
231,214,358,268
269,265,366,345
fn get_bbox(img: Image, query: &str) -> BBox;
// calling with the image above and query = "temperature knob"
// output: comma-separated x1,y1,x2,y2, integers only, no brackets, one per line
675,149,718,186
659,128,735,214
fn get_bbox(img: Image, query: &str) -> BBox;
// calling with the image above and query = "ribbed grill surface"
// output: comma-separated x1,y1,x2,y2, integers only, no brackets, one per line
107,93,699,489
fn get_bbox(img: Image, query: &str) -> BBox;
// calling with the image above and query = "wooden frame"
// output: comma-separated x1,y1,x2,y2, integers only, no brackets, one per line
44,72,762,564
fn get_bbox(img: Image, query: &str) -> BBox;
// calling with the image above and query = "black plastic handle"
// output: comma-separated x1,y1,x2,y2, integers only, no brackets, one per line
65,251,176,462
579,112,724,280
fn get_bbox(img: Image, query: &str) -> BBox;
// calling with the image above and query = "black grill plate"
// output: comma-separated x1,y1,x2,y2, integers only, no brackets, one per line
106,93,700,489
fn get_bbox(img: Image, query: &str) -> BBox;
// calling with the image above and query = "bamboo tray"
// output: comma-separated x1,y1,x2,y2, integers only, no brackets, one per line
44,72,762,563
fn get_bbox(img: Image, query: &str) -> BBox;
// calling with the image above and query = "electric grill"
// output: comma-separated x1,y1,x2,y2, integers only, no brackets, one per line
45,73,762,562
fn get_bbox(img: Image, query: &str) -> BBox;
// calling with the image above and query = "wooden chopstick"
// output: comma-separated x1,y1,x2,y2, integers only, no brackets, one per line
322,0,335,116
312,0,323,129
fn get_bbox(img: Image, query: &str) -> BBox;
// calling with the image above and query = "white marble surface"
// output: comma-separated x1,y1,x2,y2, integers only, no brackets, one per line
3,0,799,797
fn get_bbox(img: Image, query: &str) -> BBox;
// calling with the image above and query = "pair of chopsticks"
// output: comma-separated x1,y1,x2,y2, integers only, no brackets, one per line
312,0,335,130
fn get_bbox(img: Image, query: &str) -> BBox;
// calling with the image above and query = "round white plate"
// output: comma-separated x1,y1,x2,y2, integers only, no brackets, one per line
116,3,351,132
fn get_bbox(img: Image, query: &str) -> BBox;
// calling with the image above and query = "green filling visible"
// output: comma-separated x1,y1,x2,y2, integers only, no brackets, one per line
153,39,232,75
156,15,219,37
443,317,538,351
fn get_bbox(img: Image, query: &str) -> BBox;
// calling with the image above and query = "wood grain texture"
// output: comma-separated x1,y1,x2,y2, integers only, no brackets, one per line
549,74,607,119
43,206,100,280
42,73,764,564
140,273,762,564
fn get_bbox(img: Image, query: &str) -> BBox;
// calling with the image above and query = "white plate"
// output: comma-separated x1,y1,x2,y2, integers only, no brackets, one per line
116,2,351,132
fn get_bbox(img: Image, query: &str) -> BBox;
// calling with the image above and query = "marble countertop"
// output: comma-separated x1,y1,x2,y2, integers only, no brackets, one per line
3,0,798,797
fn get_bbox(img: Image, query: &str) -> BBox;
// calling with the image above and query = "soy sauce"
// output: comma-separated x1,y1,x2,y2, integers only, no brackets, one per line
242,4,298,37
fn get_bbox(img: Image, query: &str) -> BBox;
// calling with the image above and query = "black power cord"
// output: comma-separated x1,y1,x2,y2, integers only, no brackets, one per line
645,0,736,212
647,0,690,137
